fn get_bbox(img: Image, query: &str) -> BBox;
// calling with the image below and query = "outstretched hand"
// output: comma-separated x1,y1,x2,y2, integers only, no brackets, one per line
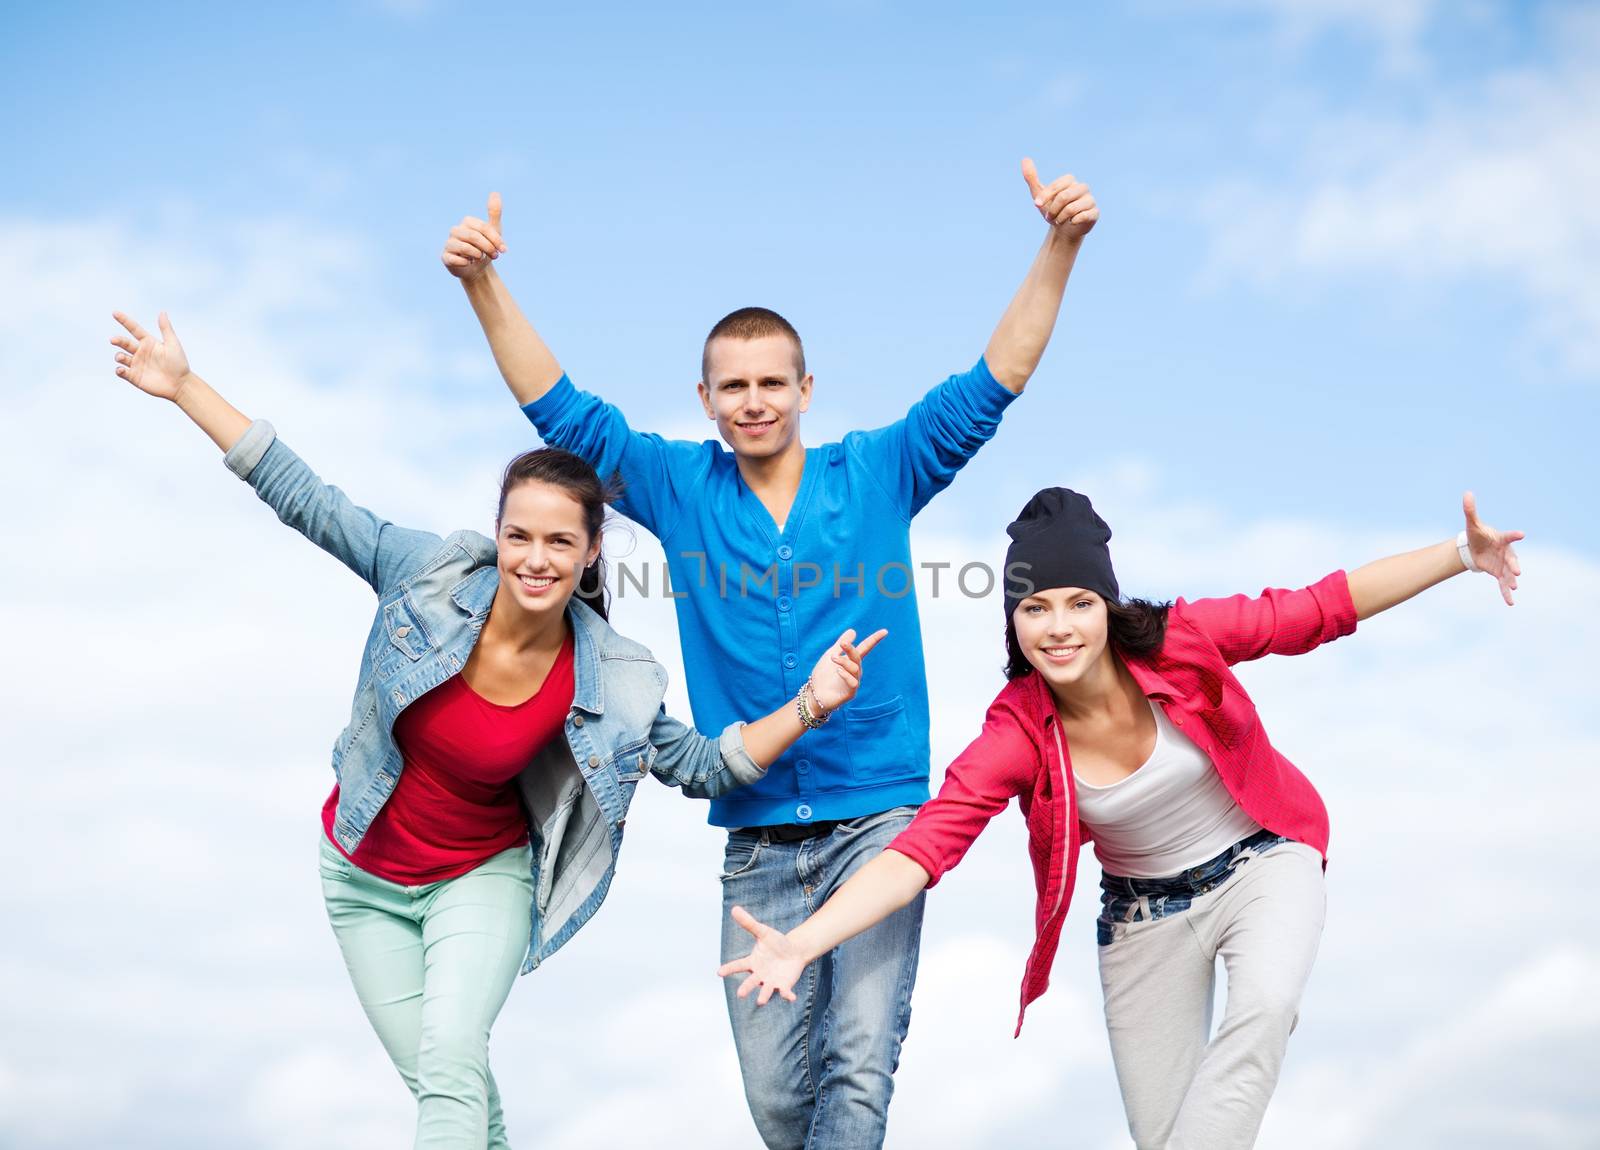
110,311,191,401
1022,158,1098,239
442,192,508,280
1463,492,1525,606
807,627,888,714
718,906,808,1006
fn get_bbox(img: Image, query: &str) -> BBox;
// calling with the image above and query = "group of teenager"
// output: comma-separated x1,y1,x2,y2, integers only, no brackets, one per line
112,158,1524,1149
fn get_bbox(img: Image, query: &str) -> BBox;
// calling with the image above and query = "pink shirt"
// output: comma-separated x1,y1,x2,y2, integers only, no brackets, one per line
887,571,1358,1035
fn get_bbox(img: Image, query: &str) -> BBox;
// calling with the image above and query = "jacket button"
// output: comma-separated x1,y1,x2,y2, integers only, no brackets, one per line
572,715,585,728
777,545,794,560
588,755,601,769
616,818,626,829
394,625,410,638
796,804,813,820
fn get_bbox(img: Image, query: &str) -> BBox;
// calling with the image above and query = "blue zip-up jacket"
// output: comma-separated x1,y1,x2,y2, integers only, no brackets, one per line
522,359,1016,827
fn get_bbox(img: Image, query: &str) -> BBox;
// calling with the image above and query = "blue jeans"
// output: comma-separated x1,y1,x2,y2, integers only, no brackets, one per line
319,837,533,1150
720,806,925,1150
1096,828,1289,946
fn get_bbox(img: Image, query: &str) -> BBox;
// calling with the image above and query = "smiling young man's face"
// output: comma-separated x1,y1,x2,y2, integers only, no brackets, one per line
698,333,813,460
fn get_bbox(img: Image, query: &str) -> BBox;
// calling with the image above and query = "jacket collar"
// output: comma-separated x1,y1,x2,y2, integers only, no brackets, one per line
446,567,610,716
449,565,499,617
564,598,608,716
1018,650,1182,731
1122,654,1182,703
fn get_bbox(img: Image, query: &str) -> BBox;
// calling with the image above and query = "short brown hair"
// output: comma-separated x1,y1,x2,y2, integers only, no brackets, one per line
701,307,806,381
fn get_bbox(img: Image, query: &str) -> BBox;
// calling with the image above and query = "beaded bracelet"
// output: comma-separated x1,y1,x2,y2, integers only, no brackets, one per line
796,676,831,730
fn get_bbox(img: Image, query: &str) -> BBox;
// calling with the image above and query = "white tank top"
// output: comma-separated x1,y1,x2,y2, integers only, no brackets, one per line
1073,700,1262,878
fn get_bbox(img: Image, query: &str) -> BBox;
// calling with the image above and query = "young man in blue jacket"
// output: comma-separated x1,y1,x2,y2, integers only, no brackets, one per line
443,160,1098,1149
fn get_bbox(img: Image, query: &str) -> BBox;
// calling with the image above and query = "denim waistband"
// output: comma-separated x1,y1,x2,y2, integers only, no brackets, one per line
1099,828,1287,900
762,820,843,843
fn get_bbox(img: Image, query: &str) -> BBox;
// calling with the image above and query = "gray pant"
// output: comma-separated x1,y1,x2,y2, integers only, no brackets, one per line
1097,840,1326,1150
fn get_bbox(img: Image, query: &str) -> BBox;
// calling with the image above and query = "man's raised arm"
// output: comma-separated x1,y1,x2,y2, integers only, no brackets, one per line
983,159,1099,394
442,192,565,406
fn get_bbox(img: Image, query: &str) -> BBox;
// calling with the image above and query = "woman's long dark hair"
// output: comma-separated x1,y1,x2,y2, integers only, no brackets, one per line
496,448,623,621
1003,597,1171,680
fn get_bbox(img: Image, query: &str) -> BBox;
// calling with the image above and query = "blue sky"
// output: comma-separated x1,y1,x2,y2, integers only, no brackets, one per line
4,1,1590,574
3,3,1596,1148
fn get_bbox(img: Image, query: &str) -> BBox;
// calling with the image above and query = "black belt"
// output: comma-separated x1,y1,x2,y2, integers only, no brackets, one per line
758,820,843,842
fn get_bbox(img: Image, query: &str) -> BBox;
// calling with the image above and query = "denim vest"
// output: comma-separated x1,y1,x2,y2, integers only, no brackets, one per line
224,420,762,972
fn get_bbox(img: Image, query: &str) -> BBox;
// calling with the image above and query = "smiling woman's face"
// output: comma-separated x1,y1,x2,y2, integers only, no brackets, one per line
1012,586,1110,690
495,480,600,619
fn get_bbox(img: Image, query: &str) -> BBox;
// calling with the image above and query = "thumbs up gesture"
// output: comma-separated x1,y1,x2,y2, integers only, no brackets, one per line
441,192,508,280
1022,159,1098,240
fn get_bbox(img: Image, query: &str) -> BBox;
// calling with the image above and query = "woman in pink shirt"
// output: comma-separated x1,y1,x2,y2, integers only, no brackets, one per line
720,486,1524,1149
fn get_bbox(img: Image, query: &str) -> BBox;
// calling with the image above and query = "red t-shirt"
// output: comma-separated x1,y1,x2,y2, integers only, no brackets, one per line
323,631,576,885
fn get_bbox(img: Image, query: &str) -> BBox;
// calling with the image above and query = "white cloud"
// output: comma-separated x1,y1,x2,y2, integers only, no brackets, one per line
244,1047,414,1150
3,210,1594,1149
1196,5,1600,377
1263,947,1600,1149
1198,0,1444,69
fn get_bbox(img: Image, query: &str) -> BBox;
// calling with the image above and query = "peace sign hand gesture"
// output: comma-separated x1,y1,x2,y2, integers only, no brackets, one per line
442,192,508,280
1463,492,1525,606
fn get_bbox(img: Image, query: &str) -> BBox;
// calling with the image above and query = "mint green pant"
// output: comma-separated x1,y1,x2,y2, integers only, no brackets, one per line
318,836,533,1150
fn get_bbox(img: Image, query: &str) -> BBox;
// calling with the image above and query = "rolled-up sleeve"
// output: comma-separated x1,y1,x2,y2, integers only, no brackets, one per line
888,703,1037,888
649,710,766,799
222,419,442,594
1178,570,1359,666
522,375,712,540
845,357,1018,521
222,418,277,481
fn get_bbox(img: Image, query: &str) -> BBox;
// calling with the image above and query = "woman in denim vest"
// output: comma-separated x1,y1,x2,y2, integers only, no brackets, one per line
721,486,1523,1149
111,310,884,1150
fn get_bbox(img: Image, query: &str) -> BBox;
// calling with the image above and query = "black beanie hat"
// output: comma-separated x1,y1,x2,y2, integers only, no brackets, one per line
1003,488,1120,623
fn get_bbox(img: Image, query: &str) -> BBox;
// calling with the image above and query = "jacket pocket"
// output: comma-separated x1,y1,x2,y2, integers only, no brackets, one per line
1178,663,1258,750
609,738,653,783
720,831,764,882
1198,682,1259,749
316,838,353,882
377,599,431,672
842,696,919,783
829,805,917,839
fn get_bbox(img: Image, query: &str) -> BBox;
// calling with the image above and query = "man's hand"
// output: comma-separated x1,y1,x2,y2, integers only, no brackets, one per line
1022,158,1098,241
442,192,508,281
